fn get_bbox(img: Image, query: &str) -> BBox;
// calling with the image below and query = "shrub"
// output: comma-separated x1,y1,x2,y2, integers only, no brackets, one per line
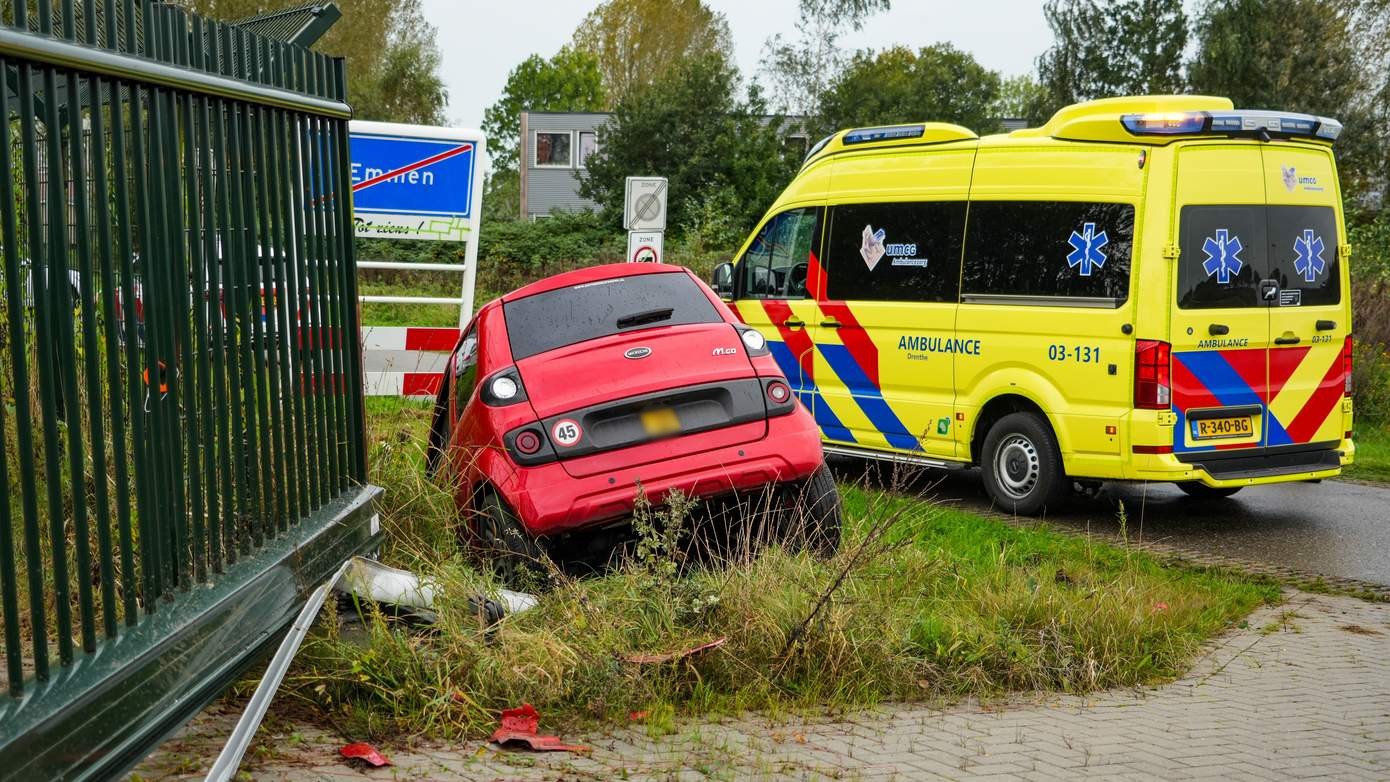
477,211,623,268
1354,339,1390,427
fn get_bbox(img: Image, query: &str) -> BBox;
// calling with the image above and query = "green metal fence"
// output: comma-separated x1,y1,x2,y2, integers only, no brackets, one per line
0,2,379,778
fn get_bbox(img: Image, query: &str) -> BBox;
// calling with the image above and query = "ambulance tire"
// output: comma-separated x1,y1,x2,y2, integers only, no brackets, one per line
474,490,548,589
1175,482,1243,499
981,412,1069,516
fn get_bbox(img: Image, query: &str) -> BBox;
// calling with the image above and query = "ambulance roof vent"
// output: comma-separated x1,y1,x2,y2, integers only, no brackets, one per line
804,122,977,166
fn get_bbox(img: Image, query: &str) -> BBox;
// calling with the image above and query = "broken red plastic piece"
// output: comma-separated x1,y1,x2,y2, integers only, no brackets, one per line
340,742,391,767
489,703,589,753
620,636,727,664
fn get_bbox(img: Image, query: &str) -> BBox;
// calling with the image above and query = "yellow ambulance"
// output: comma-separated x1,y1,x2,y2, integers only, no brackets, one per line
711,95,1355,515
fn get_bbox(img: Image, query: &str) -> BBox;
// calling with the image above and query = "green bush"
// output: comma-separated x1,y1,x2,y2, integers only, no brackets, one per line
477,210,623,267
1350,212,1390,287
1354,339,1390,427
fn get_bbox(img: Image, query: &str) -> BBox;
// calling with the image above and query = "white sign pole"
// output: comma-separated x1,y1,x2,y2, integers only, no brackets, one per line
460,135,487,326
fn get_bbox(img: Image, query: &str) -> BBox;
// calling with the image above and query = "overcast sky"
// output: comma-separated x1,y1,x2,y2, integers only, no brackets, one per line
421,0,1052,138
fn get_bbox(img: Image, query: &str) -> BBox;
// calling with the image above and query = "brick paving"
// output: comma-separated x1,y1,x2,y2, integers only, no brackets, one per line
135,589,1390,781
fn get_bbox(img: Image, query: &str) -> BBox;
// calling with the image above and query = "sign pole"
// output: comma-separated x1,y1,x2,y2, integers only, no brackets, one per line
460,135,487,325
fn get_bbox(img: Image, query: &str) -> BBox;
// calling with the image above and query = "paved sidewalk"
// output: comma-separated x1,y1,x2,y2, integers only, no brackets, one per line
135,590,1390,781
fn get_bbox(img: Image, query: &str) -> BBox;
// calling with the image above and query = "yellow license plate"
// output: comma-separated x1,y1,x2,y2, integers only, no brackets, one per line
1192,416,1253,440
640,407,681,436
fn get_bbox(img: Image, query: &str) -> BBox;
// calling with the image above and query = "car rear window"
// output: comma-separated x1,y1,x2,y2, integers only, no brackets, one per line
504,271,722,360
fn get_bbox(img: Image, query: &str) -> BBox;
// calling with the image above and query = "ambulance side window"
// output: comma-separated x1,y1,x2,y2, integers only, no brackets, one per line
824,201,965,302
1267,205,1339,307
452,325,479,420
962,201,1134,303
737,207,822,299
1176,205,1268,309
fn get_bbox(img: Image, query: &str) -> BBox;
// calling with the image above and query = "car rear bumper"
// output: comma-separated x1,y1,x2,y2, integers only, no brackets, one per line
500,413,824,537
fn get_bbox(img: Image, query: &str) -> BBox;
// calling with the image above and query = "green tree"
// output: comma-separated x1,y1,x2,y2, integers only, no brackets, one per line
1189,0,1383,206
1035,0,1187,114
760,0,891,115
991,74,1050,126
816,44,1002,136
482,48,606,174
572,0,734,105
578,54,795,238
178,0,447,124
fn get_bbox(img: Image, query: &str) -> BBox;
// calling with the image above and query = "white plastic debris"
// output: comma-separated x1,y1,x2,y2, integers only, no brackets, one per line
336,556,538,623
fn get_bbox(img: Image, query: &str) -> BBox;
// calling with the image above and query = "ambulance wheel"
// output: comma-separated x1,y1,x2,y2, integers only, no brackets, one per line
981,412,1069,516
474,491,547,589
1176,482,1243,499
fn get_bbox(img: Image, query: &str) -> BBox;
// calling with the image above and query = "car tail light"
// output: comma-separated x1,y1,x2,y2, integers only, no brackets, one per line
766,380,791,404
1343,336,1353,396
735,324,770,356
515,429,542,455
1134,339,1171,410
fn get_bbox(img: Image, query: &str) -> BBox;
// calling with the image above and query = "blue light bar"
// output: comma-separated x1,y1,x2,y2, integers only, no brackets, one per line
1122,110,1342,142
1120,112,1208,135
843,124,925,145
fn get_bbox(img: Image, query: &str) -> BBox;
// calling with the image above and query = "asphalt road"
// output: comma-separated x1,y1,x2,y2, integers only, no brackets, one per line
831,459,1390,587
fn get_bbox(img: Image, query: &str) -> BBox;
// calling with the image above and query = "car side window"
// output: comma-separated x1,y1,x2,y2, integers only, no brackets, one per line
824,201,966,302
962,200,1134,304
452,325,479,420
737,207,822,299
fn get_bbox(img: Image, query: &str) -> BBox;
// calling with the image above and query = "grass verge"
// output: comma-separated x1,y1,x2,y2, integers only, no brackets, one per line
285,398,1277,741
1345,426,1390,484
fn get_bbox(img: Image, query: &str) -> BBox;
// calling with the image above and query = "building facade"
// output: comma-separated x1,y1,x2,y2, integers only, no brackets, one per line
519,111,608,221
518,111,811,221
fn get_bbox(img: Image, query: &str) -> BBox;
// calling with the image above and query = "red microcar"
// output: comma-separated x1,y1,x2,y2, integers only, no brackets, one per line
426,263,838,576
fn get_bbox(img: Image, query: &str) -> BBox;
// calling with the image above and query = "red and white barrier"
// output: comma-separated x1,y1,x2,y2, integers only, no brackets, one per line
361,325,459,398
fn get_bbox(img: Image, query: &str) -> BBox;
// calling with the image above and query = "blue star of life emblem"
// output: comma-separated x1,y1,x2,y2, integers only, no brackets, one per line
1292,228,1326,283
1202,229,1244,284
1066,222,1108,277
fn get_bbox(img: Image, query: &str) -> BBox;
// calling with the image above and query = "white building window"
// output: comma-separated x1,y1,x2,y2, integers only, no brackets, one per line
534,131,572,168
577,131,599,168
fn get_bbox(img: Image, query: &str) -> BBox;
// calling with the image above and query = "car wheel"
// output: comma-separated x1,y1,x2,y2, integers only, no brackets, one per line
781,464,842,557
980,412,1068,516
474,490,547,589
1176,482,1243,499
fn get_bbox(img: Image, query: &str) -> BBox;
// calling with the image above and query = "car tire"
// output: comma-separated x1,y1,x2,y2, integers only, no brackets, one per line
474,490,547,588
1176,482,1243,499
781,464,842,557
980,412,1069,516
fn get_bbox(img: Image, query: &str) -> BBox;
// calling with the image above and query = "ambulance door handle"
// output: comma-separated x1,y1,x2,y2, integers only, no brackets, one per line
820,318,842,329
1316,320,1337,331
1208,323,1229,336
1275,336,1301,346
782,317,805,331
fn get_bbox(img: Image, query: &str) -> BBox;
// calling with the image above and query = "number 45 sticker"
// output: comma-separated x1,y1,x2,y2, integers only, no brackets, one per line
552,419,582,447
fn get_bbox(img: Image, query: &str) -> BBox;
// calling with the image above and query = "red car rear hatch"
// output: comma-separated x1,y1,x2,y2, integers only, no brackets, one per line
516,322,770,478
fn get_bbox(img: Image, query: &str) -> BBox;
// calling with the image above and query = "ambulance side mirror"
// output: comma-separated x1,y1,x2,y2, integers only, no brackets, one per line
711,262,734,299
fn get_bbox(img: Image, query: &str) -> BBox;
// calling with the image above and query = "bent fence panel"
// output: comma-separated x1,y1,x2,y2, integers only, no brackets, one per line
0,3,378,779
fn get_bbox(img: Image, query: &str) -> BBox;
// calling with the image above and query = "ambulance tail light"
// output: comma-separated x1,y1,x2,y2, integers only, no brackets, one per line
1134,339,1171,410
1343,336,1353,396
